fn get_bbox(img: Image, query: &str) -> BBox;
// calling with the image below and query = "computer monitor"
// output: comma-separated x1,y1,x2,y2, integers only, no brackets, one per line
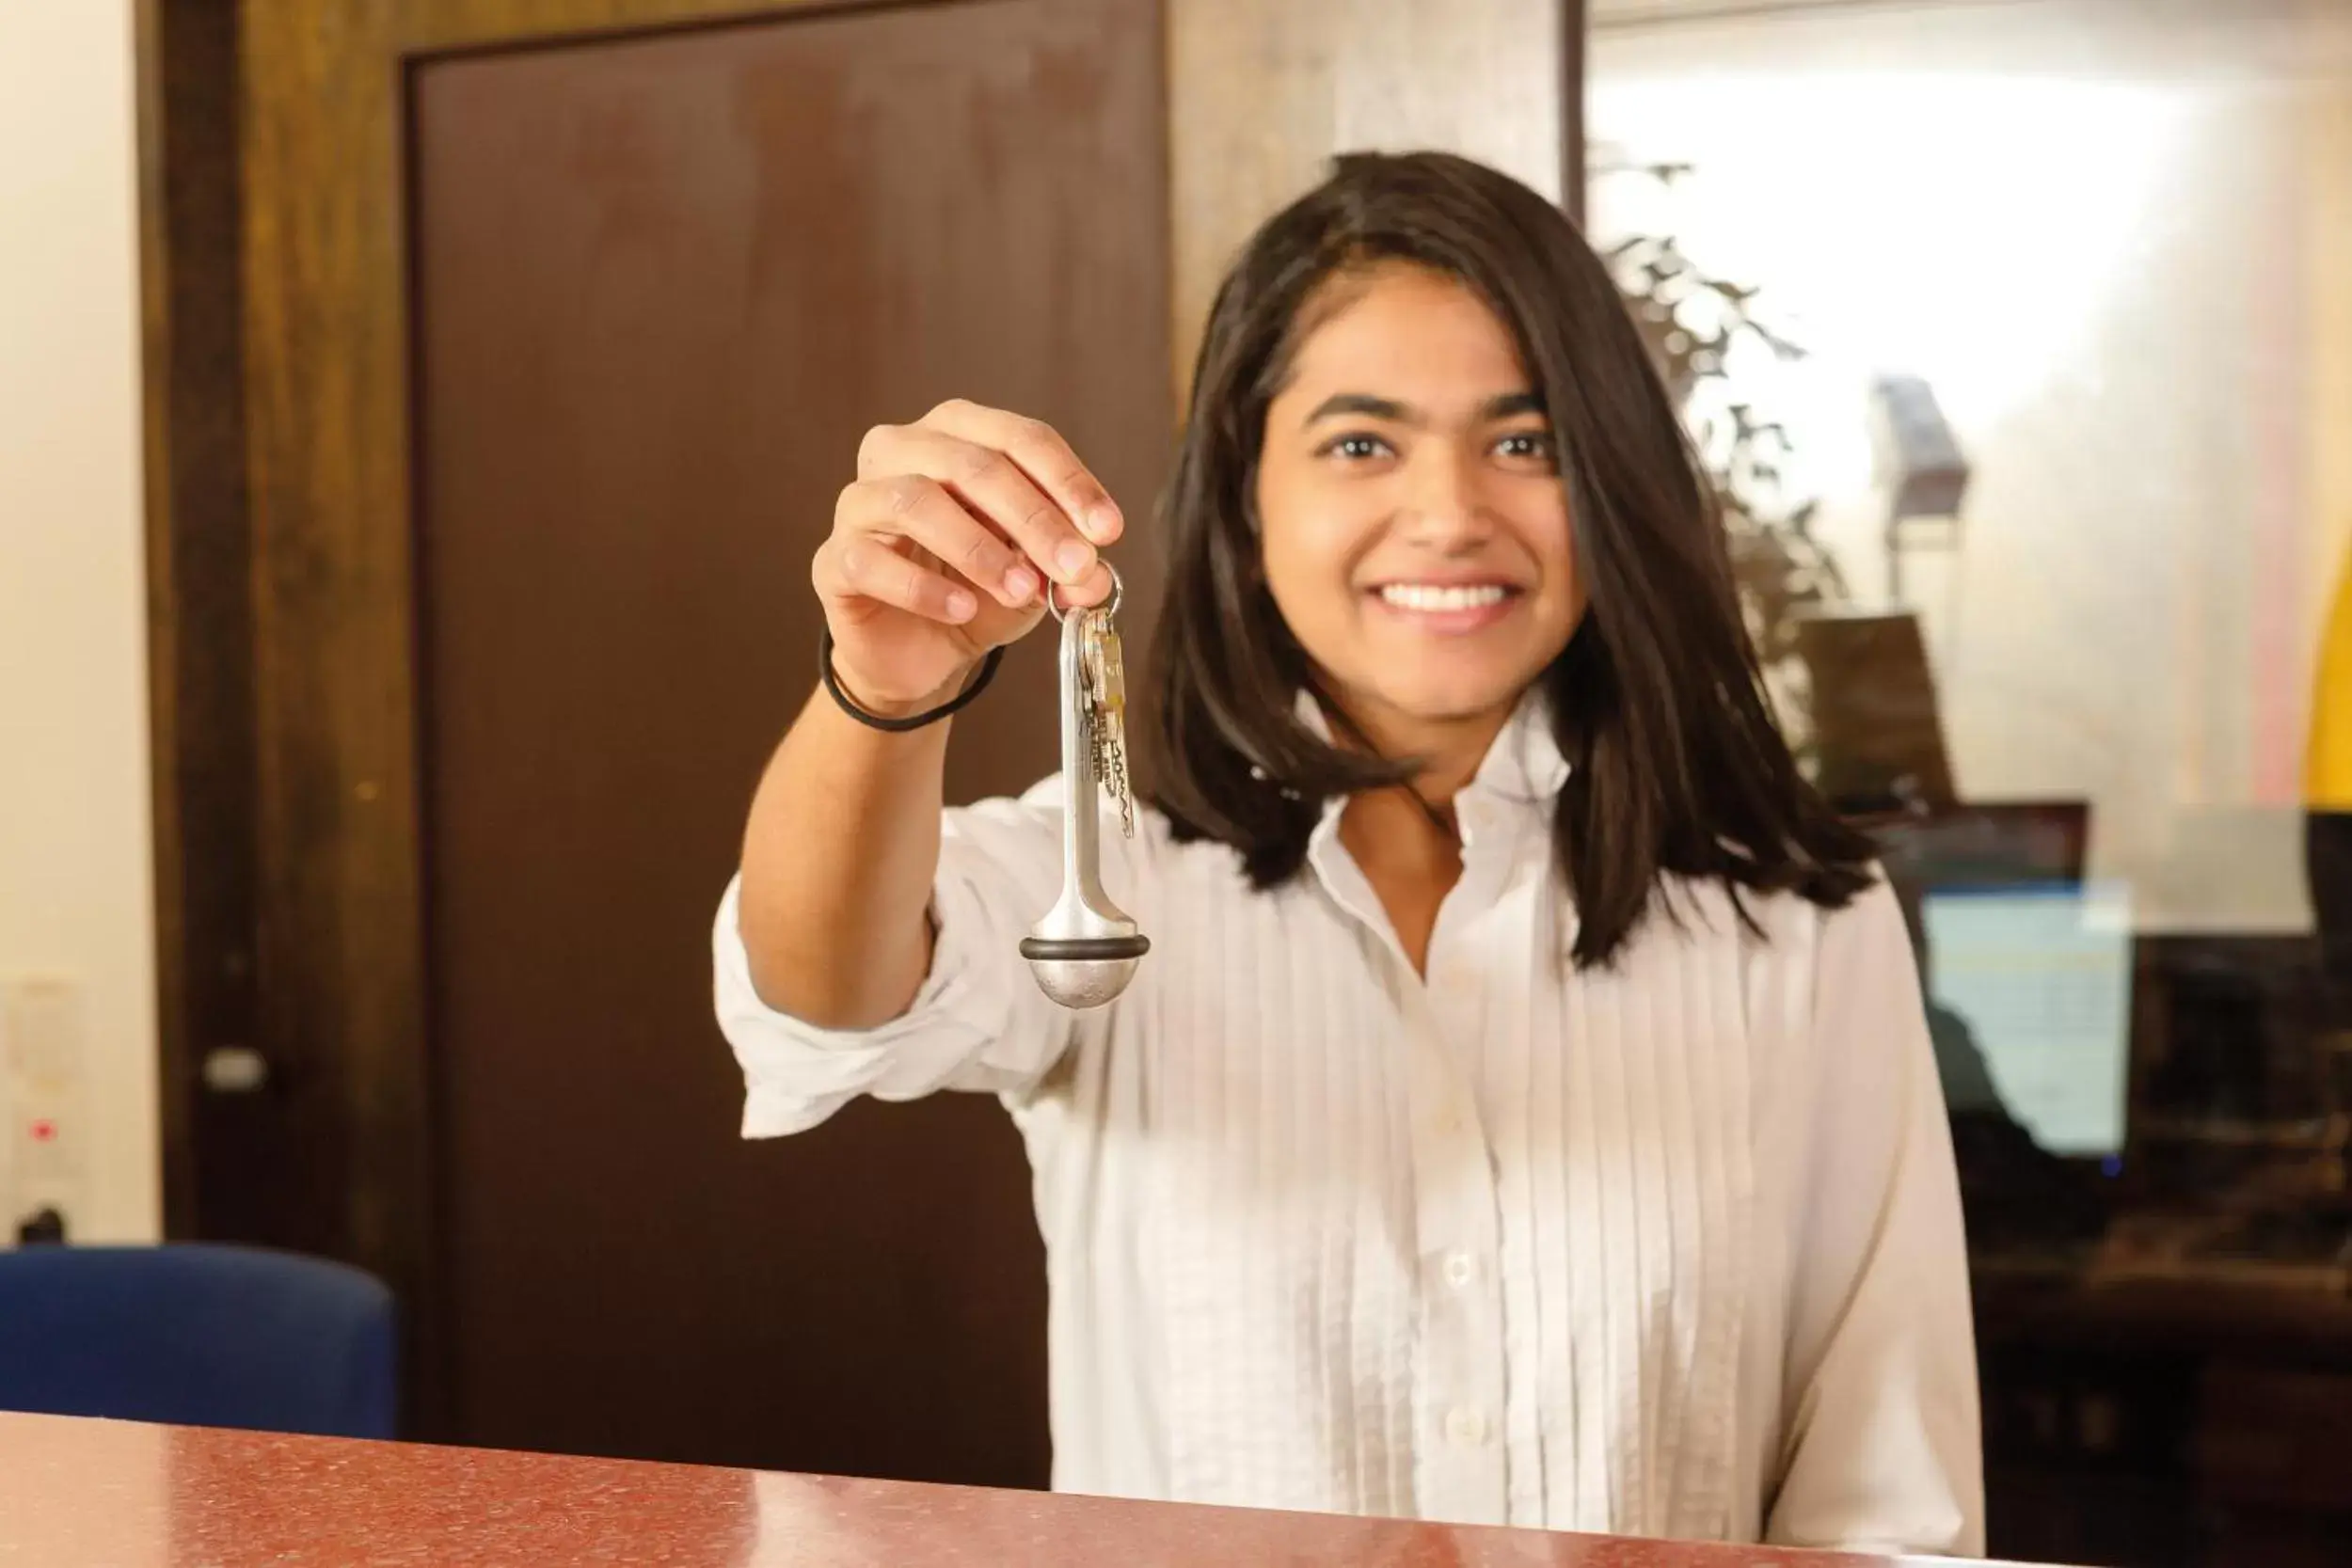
1867,801,2133,1161
1921,882,2134,1158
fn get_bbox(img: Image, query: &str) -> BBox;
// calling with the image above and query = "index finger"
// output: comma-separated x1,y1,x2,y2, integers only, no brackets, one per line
919,400,1123,546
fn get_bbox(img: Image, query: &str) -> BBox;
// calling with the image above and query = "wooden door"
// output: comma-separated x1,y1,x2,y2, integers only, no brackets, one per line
408,3,1169,1477
140,0,1581,1482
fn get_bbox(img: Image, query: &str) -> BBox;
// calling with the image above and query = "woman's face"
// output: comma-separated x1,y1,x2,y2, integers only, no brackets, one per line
1254,262,1584,745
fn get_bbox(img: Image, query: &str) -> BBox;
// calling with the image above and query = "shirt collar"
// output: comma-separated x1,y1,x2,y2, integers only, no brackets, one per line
1297,687,1567,934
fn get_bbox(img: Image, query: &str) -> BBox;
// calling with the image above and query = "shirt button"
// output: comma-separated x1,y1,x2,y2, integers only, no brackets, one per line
1444,1407,1489,1447
1442,1252,1476,1289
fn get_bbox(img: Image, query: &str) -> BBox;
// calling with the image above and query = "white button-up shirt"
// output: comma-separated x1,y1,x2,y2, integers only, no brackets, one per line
712,699,1983,1554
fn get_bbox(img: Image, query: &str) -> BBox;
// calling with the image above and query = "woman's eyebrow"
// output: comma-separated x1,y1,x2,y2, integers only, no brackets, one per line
1300,389,1546,425
1480,390,1546,420
1304,392,1414,424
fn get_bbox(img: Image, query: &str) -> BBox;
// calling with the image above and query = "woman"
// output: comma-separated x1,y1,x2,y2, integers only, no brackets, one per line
716,151,1981,1553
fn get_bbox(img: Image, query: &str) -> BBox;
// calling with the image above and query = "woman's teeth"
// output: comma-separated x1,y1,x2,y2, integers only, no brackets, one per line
1376,583,1511,612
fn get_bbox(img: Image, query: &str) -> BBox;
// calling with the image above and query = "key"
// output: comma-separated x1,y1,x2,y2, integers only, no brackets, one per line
1083,669,1106,800
1084,610,1136,838
1091,615,1126,712
1077,610,1106,781
1101,725,1134,839
1077,609,1104,725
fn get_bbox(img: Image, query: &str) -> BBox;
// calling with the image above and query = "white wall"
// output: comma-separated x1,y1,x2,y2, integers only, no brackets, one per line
0,0,159,1243
1168,0,1565,387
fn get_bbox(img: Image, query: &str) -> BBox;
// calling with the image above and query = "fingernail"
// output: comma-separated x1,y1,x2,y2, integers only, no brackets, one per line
1085,502,1120,542
945,588,977,621
1056,540,1094,580
1003,565,1039,603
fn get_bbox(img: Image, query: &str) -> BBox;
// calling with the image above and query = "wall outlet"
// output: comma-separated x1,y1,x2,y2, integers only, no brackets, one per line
1,976,90,1242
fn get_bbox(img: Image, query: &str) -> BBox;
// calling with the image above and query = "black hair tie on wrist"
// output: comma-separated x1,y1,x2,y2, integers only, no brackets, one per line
819,626,1003,733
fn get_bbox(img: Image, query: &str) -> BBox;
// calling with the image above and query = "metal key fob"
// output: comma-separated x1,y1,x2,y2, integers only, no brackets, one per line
1020,564,1149,1008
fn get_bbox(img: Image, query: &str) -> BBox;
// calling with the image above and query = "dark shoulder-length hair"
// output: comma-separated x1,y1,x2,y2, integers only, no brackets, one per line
1139,149,1875,967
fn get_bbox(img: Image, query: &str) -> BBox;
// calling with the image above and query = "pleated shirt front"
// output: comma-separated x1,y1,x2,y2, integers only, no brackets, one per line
712,697,1982,1555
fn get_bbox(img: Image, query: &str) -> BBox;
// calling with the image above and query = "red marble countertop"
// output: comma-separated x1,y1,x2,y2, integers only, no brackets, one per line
0,1411,2009,1566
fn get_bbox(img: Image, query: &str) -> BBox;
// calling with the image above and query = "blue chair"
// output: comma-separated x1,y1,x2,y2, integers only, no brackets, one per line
0,1243,396,1438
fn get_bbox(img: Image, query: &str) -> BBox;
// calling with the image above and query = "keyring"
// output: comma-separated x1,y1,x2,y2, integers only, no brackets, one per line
1045,561,1121,623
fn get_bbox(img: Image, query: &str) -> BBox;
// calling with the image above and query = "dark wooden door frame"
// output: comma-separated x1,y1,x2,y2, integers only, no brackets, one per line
136,0,1588,1435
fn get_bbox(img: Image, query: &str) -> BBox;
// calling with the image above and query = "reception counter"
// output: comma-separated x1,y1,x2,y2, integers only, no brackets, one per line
0,1410,2000,1565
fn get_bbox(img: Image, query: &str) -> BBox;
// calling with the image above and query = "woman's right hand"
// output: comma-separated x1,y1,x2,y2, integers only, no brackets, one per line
814,399,1123,716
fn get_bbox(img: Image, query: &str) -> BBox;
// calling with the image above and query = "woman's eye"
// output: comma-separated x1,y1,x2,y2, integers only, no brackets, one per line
1318,432,1393,462
1495,431,1556,465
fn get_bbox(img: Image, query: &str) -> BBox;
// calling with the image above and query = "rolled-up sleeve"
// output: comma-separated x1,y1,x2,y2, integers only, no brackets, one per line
1765,879,1986,1557
713,783,1080,1138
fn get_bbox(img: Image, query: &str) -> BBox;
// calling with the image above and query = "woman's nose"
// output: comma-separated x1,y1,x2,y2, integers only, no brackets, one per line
1396,446,1494,546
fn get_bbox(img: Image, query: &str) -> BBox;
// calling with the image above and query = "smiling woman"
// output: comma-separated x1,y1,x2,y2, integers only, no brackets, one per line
716,150,1981,1553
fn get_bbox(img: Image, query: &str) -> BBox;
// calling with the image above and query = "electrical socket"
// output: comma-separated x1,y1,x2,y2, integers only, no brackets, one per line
1,976,89,1240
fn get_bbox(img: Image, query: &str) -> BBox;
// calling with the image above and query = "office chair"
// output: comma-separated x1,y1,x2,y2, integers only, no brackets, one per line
0,1242,395,1438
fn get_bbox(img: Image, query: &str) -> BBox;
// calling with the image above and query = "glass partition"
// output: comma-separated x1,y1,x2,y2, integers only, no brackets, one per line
1585,2,2352,1561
